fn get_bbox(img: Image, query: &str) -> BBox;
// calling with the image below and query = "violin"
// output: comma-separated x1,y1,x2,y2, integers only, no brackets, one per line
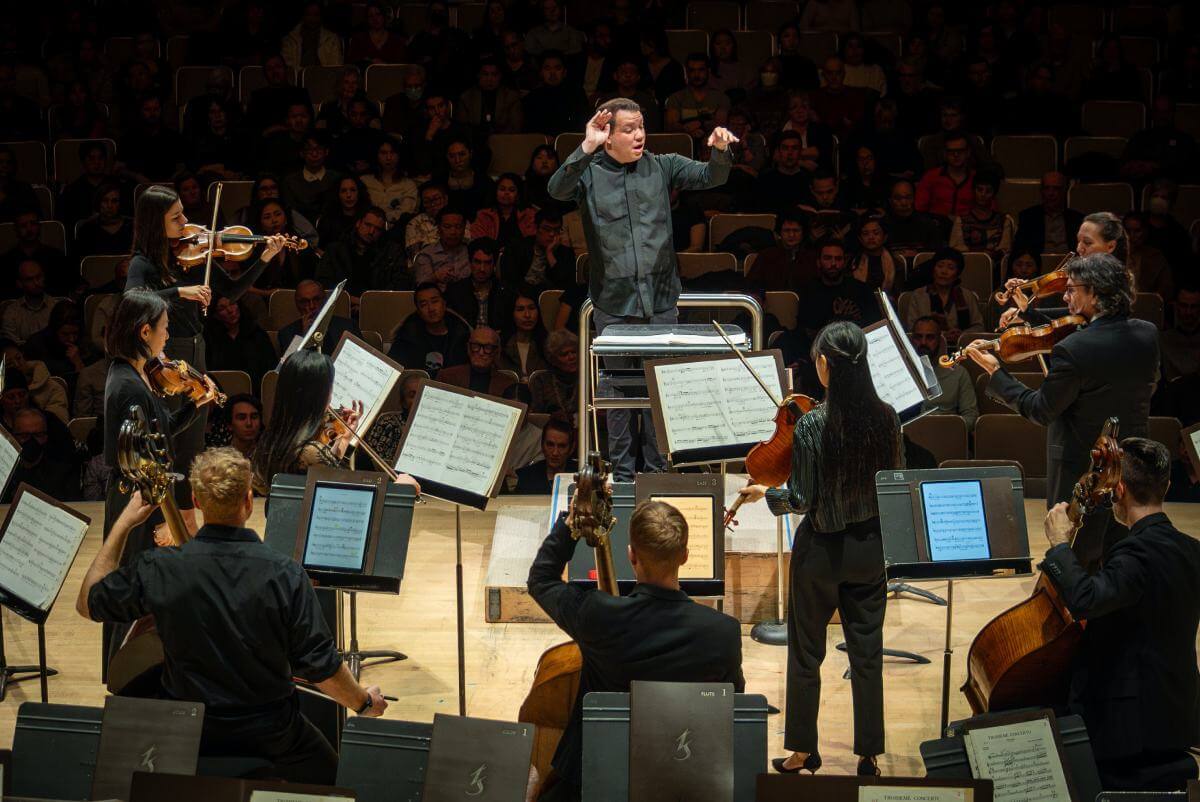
994,253,1074,307
145,356,227,407
318,404,413,487
711,321,816,530
174,223,307,268
939,314,1087,369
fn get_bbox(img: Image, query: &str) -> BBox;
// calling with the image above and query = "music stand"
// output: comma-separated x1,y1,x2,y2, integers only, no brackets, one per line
277,278,348,366
876,465,1032,734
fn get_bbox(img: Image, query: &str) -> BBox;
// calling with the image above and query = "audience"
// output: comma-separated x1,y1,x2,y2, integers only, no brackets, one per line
4,407,80,502
2,260,59,344
902,247,984,344
509,416,577,494
316,176,370,247
909,315,979,430
359,136,417,226
472,174,536,248
501,208,574,291
317,206,408,298
1013,171,1082,256
387,283,470,377
276,278,360,356
529,329,578,416
1162,284,1200,383
883,179,945,259
850,216,899,295
205,296,278,393
915,132,975,218
413,207,470,291
0,211,70,298
949,170,1013,259
445,238,506,330
281,131,342,223
499,285,549,378
437,325,517,396
744,210,815,294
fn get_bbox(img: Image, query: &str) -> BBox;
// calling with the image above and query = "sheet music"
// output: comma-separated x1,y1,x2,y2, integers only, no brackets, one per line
964,717,1071,802
0,492,89,610
923,481,990,562
859,788,967,802
651,496,715,578
395,386,522,498
331,337,400,435
865,325,925,413
249,792,346,802
0,426,18,495
304,485,373,570
879,291,929,388
655,356,781,452
1190,428,1200,464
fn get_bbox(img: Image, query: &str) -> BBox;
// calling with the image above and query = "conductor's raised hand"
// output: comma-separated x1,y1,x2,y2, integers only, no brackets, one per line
707,126,740,151
581,109,612,154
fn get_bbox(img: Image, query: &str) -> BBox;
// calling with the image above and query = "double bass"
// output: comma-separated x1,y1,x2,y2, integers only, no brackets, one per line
961,418,1122,713
518,452,617,797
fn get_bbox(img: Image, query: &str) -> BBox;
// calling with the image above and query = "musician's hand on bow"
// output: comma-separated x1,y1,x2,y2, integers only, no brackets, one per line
737,484,769,504
260,233,290,262
962,341,1000,375
1043,502,1073,548
998,307,1024,328
707,126,740,151
359,685,388,717
179,284,212,310
581,109,613,153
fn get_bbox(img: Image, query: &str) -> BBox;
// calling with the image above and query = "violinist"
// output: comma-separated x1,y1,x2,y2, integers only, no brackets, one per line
736,321,902,777
125,185,290,497
100,289,213,668
527,499,744,802
999,211,1128,328
1038,438,1200,792
965,253,1158,560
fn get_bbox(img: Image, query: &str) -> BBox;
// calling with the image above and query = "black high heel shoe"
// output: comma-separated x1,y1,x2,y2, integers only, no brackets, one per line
772,752,822,774
857,755,881,776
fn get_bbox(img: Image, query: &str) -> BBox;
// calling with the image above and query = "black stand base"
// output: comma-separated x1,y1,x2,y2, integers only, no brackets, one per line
750,620,788,645
889,581,947,606
1,616,55,703
343,591,406,682
836,643,930,680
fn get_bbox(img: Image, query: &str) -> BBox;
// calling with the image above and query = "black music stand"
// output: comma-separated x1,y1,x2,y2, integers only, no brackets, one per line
0,612,54,703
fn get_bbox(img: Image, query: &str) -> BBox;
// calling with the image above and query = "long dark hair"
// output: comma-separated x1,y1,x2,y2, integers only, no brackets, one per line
810,322,900,500
106,288,168,361
131,185,179,284
252,349,333,487
504,283,548,349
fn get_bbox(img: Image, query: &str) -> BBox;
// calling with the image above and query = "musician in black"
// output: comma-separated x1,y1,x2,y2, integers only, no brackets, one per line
125,186,289,509
966,253,1158,563
738,321,903,777
527,499,745,801
101,290,213,668
1040,437,1200,792
77,447,389,784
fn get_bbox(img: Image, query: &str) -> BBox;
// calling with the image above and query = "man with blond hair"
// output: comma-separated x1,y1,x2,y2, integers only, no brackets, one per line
528,499,744,801
77,447,388,783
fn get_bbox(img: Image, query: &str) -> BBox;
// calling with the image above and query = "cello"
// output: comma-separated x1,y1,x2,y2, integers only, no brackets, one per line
105,405,191,695
518,451,617,797
960,418,1123,714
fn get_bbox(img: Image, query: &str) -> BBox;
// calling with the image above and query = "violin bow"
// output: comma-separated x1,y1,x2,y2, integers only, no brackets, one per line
201,182,223,316
711,320,782,406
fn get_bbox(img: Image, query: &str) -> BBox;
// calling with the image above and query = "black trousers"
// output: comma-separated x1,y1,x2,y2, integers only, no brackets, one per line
165,333,208,480
201,694,339,785
785,517,886,757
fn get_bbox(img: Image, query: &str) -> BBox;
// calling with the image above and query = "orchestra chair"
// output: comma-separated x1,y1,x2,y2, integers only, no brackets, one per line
1,141,47,185
68,417,97,445
764,291,799,331
554,132,584,163
359,330,384,352
205,179,254,221
261,371,278,425
301,65,348,107
53,138,117,185
454,3,487,30
1067,181,1135,215
904,414,969,465
1063,136,1127,166
1131,292,1164,329
677,252,738,281
664,30,709,65
736,32,774,72
539,290,563,332
708,213,775,251
990,135,1057,179
359,290,416,346
975,414,1048,498
996,178,1041,217
488,134,549,178
80,255,124,288
0,220,66,255
209,370,252,399
363,63,415,104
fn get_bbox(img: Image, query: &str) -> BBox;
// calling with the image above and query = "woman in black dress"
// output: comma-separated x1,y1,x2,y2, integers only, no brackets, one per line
738,321,903,777
124,185,288,517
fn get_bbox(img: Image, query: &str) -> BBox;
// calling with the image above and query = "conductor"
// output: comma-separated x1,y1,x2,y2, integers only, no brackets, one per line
548,98,737,481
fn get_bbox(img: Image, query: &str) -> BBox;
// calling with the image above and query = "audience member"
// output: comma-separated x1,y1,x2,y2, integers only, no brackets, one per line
1144,178,1194,275
1,260,59,344
59,141,120,232
456,59,523,135
500,30,541,95
120,95,185,182
403,182,457,261
510,416,577,494
256,101,313,176
910,315,979,430
745,211,815,294
316,176,370,247
795,239,881,340
501,209,575,291
187,96,250,178
811,56,870,139
240,175,319,245
359,137,417,226
0,350,69,429
524,0,585,56
915,132,975,218
750,131,812,213
799,0,860,32
844,144,890,214
318,207,409,297
1161,284,1200,382
1082,35,1144,102
639,27,686,106
744,57,790,138
73,183,134,259
276,279,361,357
4,408,80,502
499,285,550,378
1014,172,1082,256
315,67,371,136
883,179,946,259
522,51,589,137
949,171,1013,259
529,329,578,416
329,98,388,176
217,394,264,459
0,211,71,298
347,1,407,66
707,30,753,102
779,92,833,170
246,198,319,294
281,1,344,68
440,139,494,218
281,131,343,222
445,238,507,330
407,0,475,96
205,296,278,394
1122,95,1199,182
409,91,475,177
1001,61,1073,139
798,169,854,242
245,54,313,135
525,145,571,213
437,326,517,396
22,300,98,397
472,174,537,248
597,58,661,133
1124,212,1174,300
850,216,899,295
902,247,984,343
413,208,470,291
839,33,887,95
387,282,470,376
775,23,819,91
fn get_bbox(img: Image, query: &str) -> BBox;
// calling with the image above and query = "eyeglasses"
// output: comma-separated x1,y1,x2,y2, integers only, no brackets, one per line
468,342,499,353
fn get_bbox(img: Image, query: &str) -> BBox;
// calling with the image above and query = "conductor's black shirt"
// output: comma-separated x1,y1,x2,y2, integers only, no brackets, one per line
88,524,344,713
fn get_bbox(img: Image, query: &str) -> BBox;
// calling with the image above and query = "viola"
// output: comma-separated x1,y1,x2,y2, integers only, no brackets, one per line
961,418,1122,713
994,253,1074,308
939,314,1087,369
145,356,227,407
174,223,307,268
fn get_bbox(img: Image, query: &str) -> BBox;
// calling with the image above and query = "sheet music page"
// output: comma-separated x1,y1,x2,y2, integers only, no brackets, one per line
859,788,968,802
0,492,88,610
0,427,18,494
879,291,927,385
304,485,373,569
651,496,715,577
655,356,780,452
331,338,399,434
395,386,521,497
249,792,347,802
964,718,1071,802
865,325,925,413
1190,428,1200,464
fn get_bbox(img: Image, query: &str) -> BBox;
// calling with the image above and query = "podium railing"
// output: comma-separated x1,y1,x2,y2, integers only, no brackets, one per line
575,292,765,464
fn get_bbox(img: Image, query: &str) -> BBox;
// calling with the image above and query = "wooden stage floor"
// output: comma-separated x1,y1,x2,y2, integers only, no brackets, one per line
2,496,1197,777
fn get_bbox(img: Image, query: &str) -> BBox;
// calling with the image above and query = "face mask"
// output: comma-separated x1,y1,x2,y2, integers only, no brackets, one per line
760,72,779,87
20,439,43,462
1149,196,1169,214
405,88,423,101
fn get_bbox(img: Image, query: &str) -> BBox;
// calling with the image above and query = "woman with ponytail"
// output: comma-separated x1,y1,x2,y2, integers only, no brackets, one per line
737,321,903,777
